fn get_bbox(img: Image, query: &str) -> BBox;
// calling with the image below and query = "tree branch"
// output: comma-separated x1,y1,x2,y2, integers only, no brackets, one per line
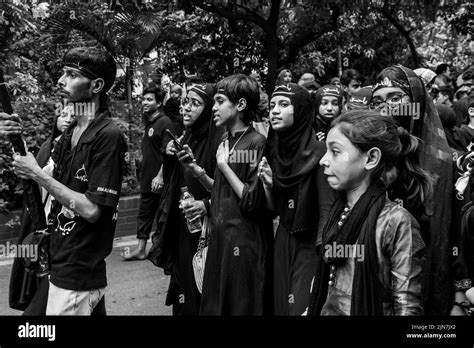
192,1,269,34
232,3,264,21
268,0,281,29
374,5,419,67
284,29,316,66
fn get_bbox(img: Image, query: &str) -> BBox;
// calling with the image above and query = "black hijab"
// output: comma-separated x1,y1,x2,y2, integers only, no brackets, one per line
267,83,325,234
373,65,455,315
181,83,222,175
148,83,223,272
314,84,343,134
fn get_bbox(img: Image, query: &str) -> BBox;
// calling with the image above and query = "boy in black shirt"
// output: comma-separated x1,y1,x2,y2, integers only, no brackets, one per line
4,47,127,315
123,86,175,260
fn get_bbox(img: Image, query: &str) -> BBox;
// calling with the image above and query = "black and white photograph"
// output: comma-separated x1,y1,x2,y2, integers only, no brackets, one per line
0,0,473,346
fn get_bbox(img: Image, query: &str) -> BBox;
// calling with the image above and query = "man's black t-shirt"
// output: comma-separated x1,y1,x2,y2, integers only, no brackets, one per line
49,110,127,291
140,111,175,192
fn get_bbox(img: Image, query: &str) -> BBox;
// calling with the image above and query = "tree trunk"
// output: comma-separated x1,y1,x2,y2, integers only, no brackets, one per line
405,33,420,67
264,0,281,95
125,62,134,142
265,34,279,96
378,8,420,68
337,45,342,77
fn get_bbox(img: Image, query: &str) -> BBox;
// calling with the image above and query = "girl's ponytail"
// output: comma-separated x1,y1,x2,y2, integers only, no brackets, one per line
391,127,433,219
332,110,433,221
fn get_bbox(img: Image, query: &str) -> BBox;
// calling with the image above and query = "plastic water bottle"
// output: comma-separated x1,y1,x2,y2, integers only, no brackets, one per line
179,186,202,233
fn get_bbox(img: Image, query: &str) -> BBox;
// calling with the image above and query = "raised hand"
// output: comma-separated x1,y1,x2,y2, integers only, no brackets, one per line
257,156,273,190
216,140,230,168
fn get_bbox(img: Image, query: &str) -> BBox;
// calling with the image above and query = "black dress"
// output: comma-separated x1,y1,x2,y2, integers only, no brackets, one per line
165,161,214,315
200,127,273,315
148,85,223,315
273,163,333,315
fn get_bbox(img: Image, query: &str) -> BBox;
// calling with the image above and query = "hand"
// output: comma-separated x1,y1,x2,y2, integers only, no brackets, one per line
165,135,184,156
165,139,177,156
216,140,230,168
0,112,22,136
450,304,467,316
151,175,164,193
12,152,41,180
258,156,273,190
316,131,325,142
181,199,207,222
177,144,196,169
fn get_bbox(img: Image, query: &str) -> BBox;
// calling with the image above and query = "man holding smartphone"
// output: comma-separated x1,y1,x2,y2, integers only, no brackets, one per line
1,47,127,315
123,86,176,260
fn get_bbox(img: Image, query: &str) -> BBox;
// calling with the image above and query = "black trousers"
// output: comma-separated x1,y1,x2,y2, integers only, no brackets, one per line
136,192,161,239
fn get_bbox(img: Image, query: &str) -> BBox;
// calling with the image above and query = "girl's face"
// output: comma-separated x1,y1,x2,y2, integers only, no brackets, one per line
319,124,369,191
319,96,340,119
269,95,294,131
56,111,72,133
371,86,412,110
282,71,292,83
182,90,205,127
212,93,239,127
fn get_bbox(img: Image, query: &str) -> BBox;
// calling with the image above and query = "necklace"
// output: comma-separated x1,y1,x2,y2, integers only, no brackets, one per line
228,126,250,155
337,205,352,228
328,204,352,287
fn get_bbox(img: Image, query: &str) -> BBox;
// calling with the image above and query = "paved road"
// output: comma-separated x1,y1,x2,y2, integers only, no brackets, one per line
0,235,172,316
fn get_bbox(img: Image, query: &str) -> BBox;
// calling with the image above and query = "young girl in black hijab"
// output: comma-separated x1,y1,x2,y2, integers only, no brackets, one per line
313,85,343,142
147,83,223,315
258,83,334,315
371,65,454,315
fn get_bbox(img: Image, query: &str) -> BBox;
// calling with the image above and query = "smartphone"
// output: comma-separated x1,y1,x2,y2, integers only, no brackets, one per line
165,129,184,152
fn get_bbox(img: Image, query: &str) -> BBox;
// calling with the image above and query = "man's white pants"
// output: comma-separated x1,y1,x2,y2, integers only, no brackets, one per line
46,279,105,315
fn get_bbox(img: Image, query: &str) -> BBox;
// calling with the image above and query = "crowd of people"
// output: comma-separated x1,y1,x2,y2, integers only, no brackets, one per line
1,46,473,317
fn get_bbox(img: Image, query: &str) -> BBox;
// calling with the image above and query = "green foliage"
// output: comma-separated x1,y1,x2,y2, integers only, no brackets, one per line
1,0,472,213
109,99,144,197
0,98,56,213
158,9,267,82
414,4,473,74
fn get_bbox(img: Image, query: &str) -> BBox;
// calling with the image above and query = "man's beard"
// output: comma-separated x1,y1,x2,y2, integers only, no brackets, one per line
65,81,93,103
